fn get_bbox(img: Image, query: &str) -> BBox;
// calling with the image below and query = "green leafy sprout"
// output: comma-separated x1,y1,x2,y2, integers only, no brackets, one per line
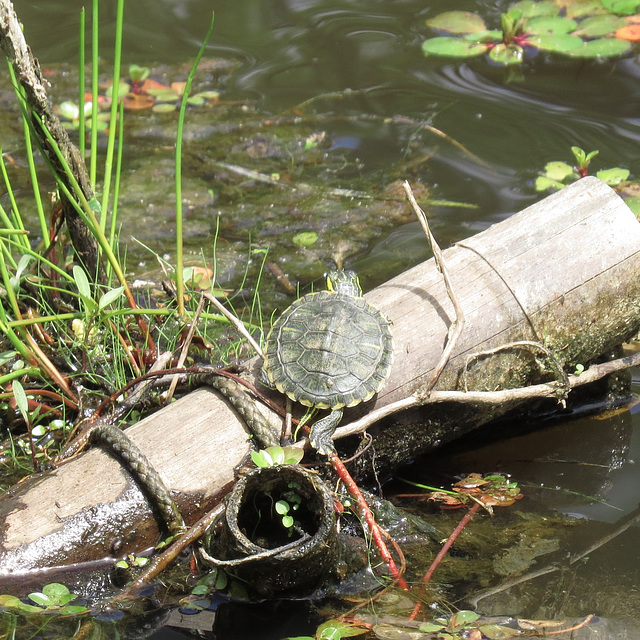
535,146,639,214
0,583,90,616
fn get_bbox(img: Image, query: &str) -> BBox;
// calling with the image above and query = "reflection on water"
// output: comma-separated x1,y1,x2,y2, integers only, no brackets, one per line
9,0,640,636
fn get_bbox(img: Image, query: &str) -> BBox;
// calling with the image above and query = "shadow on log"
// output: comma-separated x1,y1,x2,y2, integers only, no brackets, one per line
1,177,640,587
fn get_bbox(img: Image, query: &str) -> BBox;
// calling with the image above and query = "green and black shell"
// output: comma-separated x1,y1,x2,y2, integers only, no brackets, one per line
262,270,393,454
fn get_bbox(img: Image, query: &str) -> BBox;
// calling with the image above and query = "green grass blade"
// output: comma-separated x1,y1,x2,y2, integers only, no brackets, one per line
90,0,99,187
78,7,86,159
108,100,125,284
0,146,29,251
100,0,125,234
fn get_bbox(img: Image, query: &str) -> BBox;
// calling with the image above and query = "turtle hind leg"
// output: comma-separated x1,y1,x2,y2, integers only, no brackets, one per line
309,409,343,456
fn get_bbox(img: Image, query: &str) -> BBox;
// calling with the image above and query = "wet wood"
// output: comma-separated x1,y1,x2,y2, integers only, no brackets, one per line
2,177,640,580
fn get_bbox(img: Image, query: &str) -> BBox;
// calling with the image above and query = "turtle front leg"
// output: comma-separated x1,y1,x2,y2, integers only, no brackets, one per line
309,409,343,456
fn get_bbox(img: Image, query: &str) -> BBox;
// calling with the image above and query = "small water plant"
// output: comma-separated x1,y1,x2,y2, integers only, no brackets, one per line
422,0,636,65
536,146,640,214
0,583,90,616
418,610,521,640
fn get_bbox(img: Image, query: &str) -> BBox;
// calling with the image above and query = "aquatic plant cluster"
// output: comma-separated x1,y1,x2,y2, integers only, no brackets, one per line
423,0,640,64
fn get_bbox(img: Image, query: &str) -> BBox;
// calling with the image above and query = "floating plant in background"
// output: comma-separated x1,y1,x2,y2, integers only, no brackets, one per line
422,0,639,65
55,62,220,129
536,146,640,215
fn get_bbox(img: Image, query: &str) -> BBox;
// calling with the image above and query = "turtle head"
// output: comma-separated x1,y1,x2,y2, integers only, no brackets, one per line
326,270,362,296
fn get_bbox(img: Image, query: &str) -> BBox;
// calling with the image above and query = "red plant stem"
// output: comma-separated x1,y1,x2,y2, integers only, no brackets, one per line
409,501,481,620
329,451,409,590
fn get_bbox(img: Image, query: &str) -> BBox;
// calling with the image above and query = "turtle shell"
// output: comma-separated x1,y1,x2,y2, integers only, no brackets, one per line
263,290,393,410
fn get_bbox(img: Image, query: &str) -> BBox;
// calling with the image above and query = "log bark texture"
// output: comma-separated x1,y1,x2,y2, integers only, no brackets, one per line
1,177,640,580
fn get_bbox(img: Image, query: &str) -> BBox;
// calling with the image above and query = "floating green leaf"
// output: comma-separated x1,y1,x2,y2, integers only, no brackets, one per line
596,167,630,185
146,88,180,102
425,11,487,34
106,82,130,99
623,196,640,215
463,30,503,42
526,16,578,35
543,161,575,181
58,101,81,120
292,231,319,247
152,103,177,113
316,619,369,638
562,0,606,18
509,0,558,17
571,14,626,37
601,0,640,14
567,37,632,57
535,176,566,191
0,594,43,614
478,623,522,638
450,610,481,626
422,37,489,57
529,33,584,51
489,43,524,64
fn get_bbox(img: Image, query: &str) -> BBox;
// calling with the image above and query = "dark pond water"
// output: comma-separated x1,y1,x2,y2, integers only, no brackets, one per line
9,0,640,637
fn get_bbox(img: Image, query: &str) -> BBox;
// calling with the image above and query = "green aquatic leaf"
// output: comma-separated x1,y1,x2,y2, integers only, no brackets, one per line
292,231,318,247
251,449,274,467
0,594,44,614
42,583,75,606
489,43,524,64
596,167,630,185
601,0,640,14
567,37,631,57
450,610,481,626
509,0,558,17
623,196,640,215
129,64,150,83
145,88,180,102
422,36,489,58
266,445,286,464
562,0,606,18
479,623,522,639
571,14,626,37
152,102,177,113
528,33,584,51
106,82,130,99
526,16,577,35
463,29,502,42
543,161,575,181
425,11,487,34
535,176,566,191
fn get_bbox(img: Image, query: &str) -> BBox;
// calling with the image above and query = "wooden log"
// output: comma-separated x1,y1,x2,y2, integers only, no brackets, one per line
1,177,640,580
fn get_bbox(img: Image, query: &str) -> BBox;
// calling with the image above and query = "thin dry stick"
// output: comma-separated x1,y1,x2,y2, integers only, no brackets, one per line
165,294,206,403
112,502,226,602
402,180,465,393
204,291,264,359
333,349,640,443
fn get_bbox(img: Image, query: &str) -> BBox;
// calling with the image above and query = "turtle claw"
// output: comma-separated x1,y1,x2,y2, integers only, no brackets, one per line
309,409,342,456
